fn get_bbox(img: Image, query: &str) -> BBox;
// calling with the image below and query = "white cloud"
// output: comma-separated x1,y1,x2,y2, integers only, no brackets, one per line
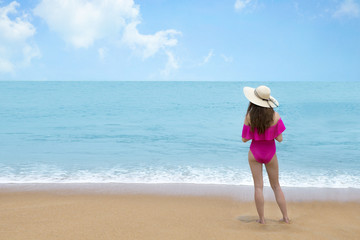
161,51,178,77
34,0,139,48
34,0,181,75
0,57,14,73
98,47,107,61
122,21,181,59
22,44,41,65
0,1,39,73
34,0,180,57
221,54,233,63
0,1,35,42
333,0,360,18
234,0,253,11
199,49,214,66
204,49,214,64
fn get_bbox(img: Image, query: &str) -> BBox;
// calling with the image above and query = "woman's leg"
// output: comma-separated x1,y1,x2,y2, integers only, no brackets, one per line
265,154,289,223
248,151,265,224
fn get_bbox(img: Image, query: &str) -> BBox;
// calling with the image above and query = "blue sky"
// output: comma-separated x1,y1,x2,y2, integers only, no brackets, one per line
0,0,359,81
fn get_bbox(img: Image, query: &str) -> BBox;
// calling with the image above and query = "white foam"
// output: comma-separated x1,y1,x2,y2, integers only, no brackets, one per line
0,164,360,189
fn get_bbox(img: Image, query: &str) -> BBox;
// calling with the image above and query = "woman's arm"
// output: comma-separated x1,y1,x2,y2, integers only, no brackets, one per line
275,133,283,142
274,112,283,142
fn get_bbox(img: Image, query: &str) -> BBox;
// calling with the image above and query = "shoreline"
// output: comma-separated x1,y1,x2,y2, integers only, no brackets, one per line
1,183,360,202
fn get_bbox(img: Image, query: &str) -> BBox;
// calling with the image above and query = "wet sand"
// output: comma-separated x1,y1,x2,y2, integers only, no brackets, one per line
1,191,359,240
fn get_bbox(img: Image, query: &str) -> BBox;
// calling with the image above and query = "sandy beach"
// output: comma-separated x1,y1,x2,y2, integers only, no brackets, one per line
1,187,360,240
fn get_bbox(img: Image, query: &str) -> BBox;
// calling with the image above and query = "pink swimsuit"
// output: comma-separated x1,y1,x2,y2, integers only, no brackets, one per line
242,118,286,164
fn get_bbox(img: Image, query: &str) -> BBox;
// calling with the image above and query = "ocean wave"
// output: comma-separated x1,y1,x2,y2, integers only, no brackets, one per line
0,165,359,189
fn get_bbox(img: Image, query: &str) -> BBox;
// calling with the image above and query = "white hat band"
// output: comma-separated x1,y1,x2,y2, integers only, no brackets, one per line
254,89,278,108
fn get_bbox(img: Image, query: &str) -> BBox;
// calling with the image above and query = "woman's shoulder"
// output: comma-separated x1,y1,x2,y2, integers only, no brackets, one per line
244,114,250,126
271,112,281,126
274,112,280,120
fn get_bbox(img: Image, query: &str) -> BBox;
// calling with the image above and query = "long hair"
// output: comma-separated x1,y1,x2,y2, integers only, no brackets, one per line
246,102,275,134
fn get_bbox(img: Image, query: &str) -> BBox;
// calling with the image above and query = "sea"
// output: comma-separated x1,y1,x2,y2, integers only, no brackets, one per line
0,81,359,189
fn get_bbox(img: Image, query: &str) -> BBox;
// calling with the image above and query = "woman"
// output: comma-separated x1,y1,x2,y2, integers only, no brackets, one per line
242,85,289,224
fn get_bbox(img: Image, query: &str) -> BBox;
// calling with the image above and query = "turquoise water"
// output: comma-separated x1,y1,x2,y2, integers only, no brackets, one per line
0,81,359,188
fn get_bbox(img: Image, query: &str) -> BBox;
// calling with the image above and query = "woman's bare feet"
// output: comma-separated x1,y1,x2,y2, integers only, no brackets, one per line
256,218,266,224
280,217,290,223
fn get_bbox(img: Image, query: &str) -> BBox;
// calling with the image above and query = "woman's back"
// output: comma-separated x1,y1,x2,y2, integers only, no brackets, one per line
242,112,285,143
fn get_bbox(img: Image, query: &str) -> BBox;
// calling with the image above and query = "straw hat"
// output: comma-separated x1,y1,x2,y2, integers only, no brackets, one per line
243,85,279,108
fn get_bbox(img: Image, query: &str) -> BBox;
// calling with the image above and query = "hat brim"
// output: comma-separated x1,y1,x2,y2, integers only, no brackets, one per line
243,87,279,108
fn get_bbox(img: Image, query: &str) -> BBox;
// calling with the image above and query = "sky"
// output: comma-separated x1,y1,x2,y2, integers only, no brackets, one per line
0,0,359,81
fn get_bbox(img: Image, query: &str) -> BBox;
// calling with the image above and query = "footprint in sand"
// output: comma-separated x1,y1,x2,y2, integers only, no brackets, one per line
237,216,258,223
